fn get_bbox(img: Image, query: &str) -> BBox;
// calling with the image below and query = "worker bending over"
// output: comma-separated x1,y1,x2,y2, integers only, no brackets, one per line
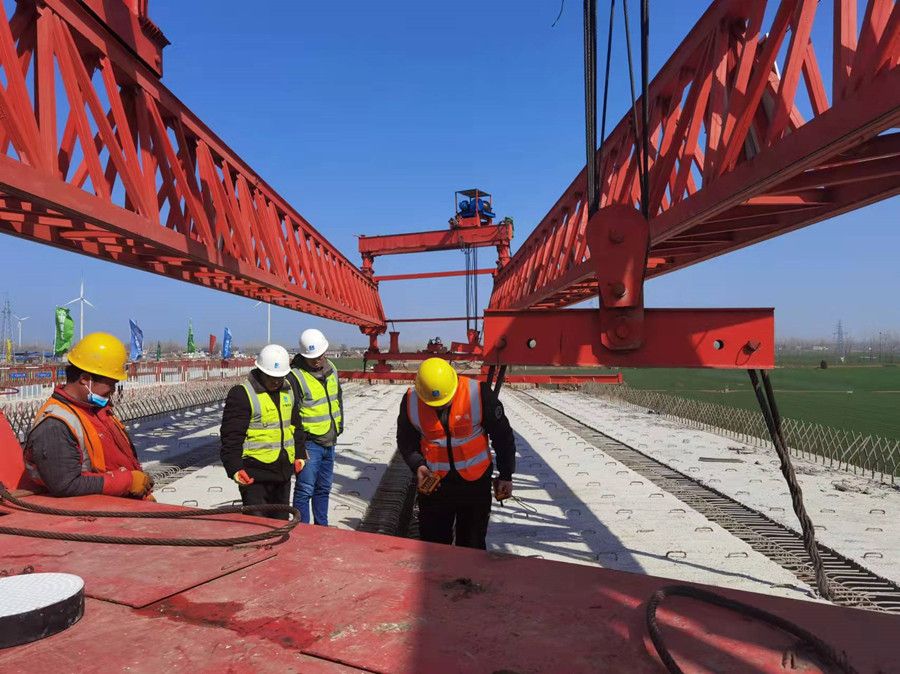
24,333,153,499
220,344,305,520
287,328,343,525
397,358,516,549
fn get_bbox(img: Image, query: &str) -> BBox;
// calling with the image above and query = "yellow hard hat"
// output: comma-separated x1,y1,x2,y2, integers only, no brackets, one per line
67,332,129,381
415,357,458,407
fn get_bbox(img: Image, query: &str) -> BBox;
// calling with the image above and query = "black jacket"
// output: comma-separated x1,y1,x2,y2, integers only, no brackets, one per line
286,354,344,447
220,369,307,483
397,381,516,482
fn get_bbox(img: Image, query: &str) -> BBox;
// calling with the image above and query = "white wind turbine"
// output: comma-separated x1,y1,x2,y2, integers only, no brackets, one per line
12,314,30,348
253,301,272,343
66,278,95,340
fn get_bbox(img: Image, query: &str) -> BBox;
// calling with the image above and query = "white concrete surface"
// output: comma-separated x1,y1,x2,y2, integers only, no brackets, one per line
524,388,900,585
130,405,222,468
490,391,816,601
133,382,895,603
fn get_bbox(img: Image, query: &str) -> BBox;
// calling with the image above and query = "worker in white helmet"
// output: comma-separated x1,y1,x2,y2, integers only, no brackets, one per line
220,344,305,519
286,328,343,525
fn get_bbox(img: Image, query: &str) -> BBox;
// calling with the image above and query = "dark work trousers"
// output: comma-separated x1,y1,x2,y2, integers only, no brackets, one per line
238,481,291,520
417,471,492,549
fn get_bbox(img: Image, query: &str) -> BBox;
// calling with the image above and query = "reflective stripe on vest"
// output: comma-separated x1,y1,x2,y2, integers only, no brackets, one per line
291,362,342,436
407,376,490,481
241,382,295,464
25,399,104,485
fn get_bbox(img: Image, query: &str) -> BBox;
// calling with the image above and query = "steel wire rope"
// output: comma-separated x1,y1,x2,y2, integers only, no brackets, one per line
621,0,646,207
646,584,856,674
748,369,833,600
584,0,599,215
0,483,300,547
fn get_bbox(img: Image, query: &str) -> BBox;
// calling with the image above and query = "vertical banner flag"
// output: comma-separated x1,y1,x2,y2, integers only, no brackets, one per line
54,307,75,356
155,341,162,361
187,320,196,354
4,338,11,363
208,334,217,355
223,327,233,359
129,319,144,360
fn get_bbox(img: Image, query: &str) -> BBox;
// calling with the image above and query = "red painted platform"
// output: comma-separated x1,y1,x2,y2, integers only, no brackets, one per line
1,494,897,673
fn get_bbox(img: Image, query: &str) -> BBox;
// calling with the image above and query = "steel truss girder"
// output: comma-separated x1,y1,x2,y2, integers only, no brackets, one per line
0,0,384,327
483,307,774,369
490,0,900,312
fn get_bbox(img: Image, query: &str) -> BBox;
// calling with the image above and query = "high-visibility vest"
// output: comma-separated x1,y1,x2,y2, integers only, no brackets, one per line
24,398,126,485
241,382,295,464
407,376,490,481
289,361,342,437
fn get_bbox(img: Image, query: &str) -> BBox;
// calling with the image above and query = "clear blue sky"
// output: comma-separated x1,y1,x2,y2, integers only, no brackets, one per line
1,0,897,350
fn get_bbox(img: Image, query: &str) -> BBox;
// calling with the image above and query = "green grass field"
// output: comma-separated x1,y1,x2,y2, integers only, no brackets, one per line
335,357,898,440
519,365,900,439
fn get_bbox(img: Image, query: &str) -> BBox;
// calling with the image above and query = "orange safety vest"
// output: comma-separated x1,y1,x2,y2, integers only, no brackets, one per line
407,376,491,481
24,398,123,485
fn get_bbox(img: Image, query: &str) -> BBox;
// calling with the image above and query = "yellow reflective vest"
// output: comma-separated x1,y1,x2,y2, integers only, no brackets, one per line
241,381,295,464
289,361,342,438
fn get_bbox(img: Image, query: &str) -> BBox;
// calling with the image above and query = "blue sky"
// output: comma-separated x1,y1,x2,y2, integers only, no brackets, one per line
1,0,897,350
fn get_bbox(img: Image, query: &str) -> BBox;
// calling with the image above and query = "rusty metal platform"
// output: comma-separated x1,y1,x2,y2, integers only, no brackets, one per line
1,495,898,673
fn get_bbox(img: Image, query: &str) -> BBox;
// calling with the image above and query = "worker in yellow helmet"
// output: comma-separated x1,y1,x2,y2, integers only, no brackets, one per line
396,357,516,549
23,333,154,499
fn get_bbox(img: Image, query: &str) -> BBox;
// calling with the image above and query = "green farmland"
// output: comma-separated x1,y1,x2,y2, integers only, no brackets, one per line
336,357,898,440
524,365,900,440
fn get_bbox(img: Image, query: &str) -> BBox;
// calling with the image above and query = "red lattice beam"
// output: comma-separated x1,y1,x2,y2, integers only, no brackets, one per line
0,0,384,328
491,0,900,312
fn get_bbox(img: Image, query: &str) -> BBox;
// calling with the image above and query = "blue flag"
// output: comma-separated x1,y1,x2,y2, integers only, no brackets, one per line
129,319,144,361
223,327,233,359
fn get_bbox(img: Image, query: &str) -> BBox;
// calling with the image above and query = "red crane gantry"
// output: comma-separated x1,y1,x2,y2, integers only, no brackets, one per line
0,0,384,328
484,0,900,369
0,0,896,369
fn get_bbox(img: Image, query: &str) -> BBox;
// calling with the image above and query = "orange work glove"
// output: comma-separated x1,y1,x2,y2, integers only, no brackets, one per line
294,459,306,474
128,470,153,497
233,469,254,485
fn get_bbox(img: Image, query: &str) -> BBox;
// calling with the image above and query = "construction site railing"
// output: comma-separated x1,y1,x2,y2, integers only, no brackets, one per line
585,385,899,484
0,358,254,402
1,378,242,443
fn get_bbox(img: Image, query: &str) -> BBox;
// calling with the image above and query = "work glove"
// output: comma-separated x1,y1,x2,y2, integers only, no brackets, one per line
417,465,440,495
294,459,306,474
493,479,513,501
128,470,153,497
233,469,254,485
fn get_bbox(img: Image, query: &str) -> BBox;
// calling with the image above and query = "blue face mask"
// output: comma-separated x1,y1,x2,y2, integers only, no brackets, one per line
84,381,110,408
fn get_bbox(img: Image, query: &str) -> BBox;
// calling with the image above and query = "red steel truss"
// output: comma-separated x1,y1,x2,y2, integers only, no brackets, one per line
358,222,512,277
0,0,384,328
490,0,900,313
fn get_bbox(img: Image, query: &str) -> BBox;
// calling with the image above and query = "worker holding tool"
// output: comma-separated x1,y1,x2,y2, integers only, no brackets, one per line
287,328,343,525
220,344,305,520
397,357,516,549
23,332,153,499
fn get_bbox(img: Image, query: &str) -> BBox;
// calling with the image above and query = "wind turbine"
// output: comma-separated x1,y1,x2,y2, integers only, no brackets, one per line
66,278,94,340
253,301,271,343
12,314,29,348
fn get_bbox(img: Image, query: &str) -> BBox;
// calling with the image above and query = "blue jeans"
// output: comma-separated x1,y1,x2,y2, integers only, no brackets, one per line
292,440,334,525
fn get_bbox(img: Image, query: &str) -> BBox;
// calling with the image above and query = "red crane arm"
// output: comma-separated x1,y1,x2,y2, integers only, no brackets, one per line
0,0,384,328
490,0,900,313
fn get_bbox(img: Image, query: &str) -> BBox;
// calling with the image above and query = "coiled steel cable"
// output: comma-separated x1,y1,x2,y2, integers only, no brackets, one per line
0,483,300,547
646,584,856,674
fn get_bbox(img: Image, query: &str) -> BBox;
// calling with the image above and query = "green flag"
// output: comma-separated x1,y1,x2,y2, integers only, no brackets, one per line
187,320,196,354
54,307,75,356
155,341,162,361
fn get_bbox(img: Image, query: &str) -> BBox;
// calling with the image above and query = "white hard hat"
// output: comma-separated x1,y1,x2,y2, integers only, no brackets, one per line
299,328,329,359
255,344,290,377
